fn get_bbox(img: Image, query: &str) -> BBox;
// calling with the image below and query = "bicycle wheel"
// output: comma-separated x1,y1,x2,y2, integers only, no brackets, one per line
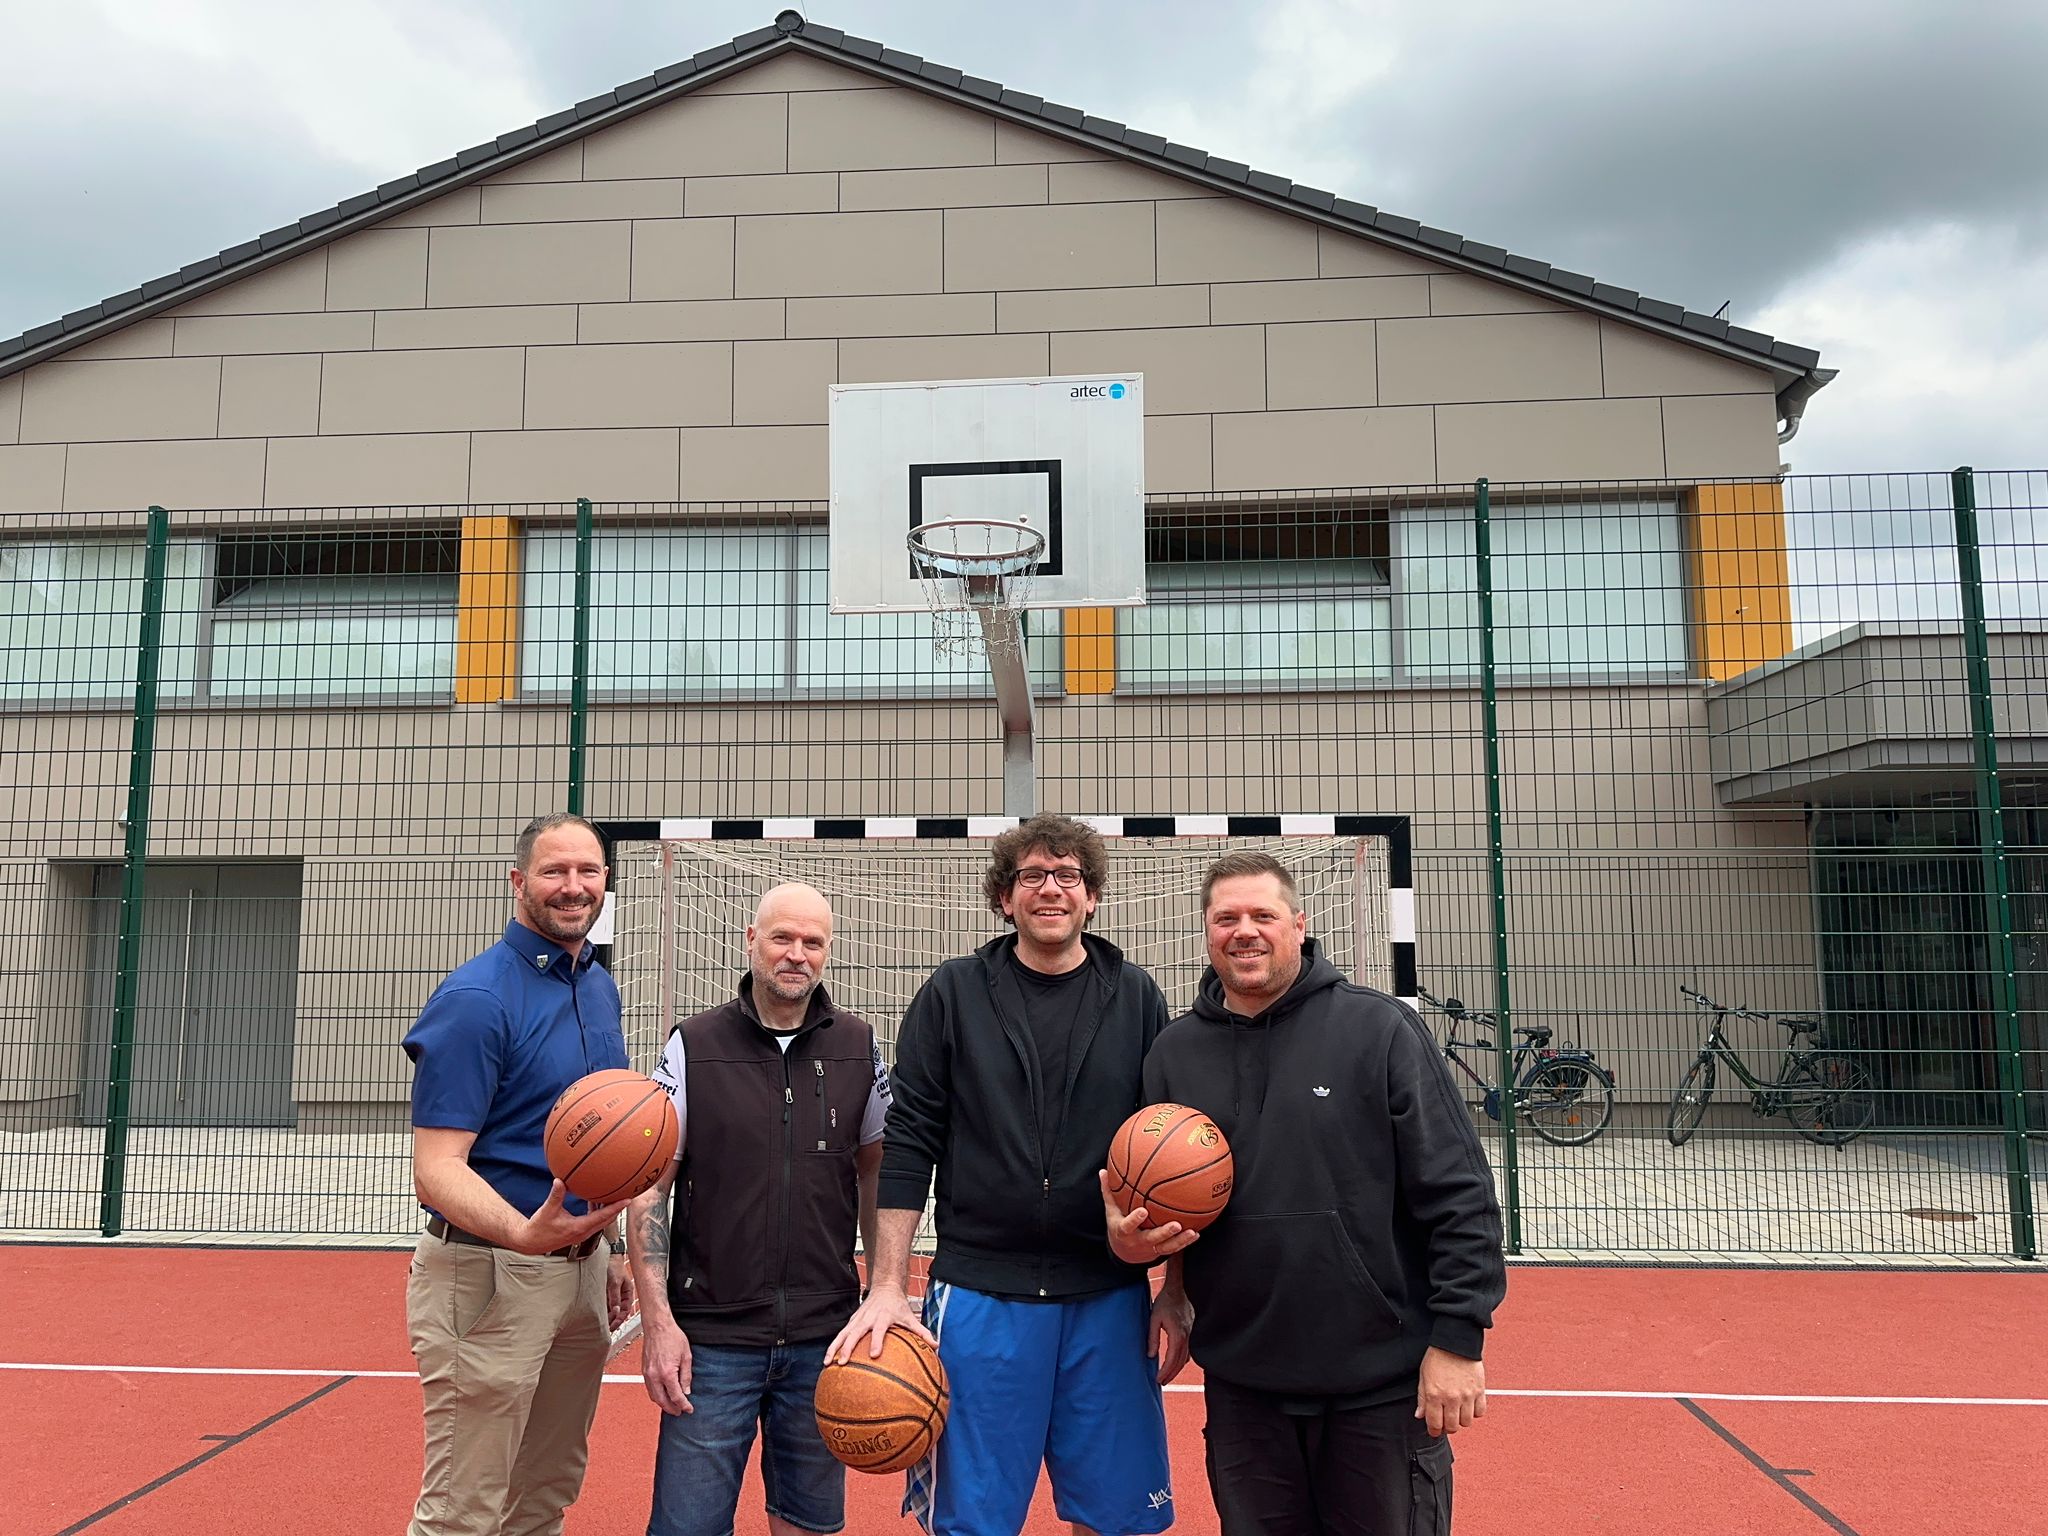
1667,1055,1716,1147
1520,1060,1616,1147
1784,1052,1876,1146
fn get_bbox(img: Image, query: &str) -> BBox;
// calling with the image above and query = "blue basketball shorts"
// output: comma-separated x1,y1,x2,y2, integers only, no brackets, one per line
902,1280,1174,1536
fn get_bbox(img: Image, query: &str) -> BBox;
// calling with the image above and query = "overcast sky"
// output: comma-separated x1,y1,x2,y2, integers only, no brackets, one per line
6,0,2046,477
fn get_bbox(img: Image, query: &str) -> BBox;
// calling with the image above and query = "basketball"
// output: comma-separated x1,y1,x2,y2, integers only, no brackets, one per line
814,1325,950,1474
544,1068,679,1206
1106,1101,1234,1232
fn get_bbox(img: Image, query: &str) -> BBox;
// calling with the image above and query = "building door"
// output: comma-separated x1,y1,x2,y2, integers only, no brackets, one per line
1814,808,1995,1130
81,862,301,1127
1815,803,2048,1134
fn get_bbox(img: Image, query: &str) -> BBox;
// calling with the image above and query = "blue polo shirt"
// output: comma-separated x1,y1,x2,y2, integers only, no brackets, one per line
403,919,628,1218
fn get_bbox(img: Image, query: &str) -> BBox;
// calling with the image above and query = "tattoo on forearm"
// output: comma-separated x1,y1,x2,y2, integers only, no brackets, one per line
640,1205,671,1277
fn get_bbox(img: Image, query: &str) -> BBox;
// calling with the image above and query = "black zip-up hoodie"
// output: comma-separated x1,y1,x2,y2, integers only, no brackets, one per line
1143,938,1505,1399
878,932,1168,1300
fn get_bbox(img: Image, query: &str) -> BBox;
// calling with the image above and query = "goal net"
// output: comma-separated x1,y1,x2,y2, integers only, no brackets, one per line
604,832,1396,1068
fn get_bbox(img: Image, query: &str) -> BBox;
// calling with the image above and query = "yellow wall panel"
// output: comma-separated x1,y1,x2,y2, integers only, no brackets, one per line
1063,607,1116,695
456,515,520,704
1688,483,1793,682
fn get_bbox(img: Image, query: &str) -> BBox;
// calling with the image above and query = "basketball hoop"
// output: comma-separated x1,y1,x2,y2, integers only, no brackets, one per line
906,517,1047,659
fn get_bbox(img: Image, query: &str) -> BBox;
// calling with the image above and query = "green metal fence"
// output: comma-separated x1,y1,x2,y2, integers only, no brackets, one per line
1,471,2040,1257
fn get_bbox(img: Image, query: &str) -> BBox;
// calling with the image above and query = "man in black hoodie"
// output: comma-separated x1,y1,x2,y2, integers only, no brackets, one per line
1121,851,1504,1535
829,814,1186,1536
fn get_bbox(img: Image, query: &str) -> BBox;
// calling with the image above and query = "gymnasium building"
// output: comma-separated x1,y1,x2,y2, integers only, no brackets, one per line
2,11,2039,1235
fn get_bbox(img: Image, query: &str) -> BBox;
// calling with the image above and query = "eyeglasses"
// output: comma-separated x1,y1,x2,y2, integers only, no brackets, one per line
1013,867,1085,889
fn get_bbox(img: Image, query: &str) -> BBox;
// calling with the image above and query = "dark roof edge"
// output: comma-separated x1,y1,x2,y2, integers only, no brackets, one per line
0,13,1830,424
0,32,804,378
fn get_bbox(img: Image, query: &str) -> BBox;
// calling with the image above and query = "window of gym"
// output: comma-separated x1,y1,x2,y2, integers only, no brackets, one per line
1,535,207,705
1120,499,1394,690
202,525,460,701
517,519,1061,701
1395,496,1688,682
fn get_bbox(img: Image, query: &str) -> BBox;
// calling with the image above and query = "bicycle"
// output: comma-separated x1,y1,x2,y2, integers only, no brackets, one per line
1665,985,1875,1148
1418,988,1617,1147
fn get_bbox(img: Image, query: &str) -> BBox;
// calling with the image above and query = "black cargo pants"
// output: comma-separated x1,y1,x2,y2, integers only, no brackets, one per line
1203,1376,1454,1535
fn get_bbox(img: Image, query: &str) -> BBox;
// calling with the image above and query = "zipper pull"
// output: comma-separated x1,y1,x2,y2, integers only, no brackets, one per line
785,1084,793,1124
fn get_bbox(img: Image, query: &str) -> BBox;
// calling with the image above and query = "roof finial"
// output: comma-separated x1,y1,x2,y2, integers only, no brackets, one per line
775,9,805,33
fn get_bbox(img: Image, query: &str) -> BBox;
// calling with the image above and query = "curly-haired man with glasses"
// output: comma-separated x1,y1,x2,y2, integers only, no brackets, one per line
830,814,1189,1536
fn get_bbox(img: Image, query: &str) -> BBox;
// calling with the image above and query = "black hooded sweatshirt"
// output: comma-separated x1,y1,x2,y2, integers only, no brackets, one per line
1143,938,1505,1402
879,932,1168,1300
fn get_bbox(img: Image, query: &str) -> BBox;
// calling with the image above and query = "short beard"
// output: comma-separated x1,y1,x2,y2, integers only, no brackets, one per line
755,967,816,1003
522,894,595,944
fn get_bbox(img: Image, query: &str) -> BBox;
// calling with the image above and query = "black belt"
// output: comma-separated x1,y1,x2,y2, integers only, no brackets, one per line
425,1215,604,1261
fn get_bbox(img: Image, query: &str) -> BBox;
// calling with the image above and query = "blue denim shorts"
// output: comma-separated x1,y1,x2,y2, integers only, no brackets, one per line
648,1338,845,1536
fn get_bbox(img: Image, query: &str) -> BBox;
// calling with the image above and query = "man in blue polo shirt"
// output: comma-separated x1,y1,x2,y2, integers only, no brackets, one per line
402,812,636,1536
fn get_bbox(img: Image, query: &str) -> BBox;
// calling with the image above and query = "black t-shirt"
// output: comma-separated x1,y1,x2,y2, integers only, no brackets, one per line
1010,956,1097,1163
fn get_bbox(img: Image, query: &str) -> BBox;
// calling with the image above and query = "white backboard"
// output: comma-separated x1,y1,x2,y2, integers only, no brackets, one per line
828,374,1148,612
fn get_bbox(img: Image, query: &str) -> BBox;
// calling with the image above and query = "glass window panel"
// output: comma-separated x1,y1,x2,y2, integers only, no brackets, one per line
522,528,791,697
1122,592,1391,688
1395,500,1687,682
793,533,1061,696
0,538,205,703
1120,555,1389,689
522,527,1061,699
208,611,457,699
217,574,459,609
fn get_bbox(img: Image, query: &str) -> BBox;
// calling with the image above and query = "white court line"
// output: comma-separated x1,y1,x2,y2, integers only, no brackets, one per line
3,1362,2044,1407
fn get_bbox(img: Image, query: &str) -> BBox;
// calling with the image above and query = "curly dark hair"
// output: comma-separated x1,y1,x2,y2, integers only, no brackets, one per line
982,814,1109,921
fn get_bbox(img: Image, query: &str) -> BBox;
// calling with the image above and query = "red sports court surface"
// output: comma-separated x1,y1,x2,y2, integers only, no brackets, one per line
5,1248,2042,1536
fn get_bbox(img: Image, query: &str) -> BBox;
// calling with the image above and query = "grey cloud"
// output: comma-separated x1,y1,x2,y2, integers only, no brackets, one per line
0,121,368,341
1306,4,2048,317
6,0,2042,382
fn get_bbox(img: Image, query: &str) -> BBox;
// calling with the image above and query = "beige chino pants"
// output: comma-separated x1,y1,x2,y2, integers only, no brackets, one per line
406,1232,612,1536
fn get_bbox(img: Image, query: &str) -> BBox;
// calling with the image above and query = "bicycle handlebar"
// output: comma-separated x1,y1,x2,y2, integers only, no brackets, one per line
1679,985,1775,1023
1419,989,1496,1026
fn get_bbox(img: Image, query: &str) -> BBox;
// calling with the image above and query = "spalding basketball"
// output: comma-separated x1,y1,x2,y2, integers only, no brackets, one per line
1106,1101,1234,1232
815,1325,950,1474
544,1068,678,1206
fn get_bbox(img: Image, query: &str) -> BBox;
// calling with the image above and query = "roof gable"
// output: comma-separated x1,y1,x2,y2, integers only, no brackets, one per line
0,11,1830,426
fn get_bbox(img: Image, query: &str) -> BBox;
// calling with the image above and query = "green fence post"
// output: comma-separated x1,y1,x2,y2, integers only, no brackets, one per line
1474,479,1523,1253
567,497,594,817
98,505,171,1238
1950,466,2037,1261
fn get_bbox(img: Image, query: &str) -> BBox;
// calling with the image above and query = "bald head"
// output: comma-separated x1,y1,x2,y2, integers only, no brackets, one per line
754,881,832,934
747,883,833,1017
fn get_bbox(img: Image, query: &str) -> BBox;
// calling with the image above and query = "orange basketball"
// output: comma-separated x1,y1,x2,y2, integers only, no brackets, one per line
544,1068,678,1206
814,1325,950,1474
1106,1101,1234,1232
